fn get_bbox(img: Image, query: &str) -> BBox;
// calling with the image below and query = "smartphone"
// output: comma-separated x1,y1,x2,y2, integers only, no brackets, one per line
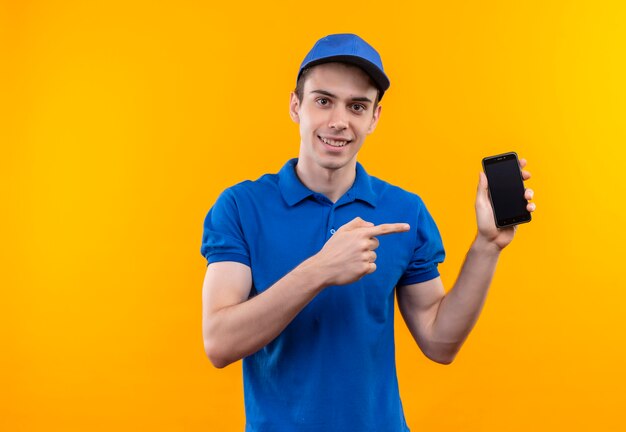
482,152,531,228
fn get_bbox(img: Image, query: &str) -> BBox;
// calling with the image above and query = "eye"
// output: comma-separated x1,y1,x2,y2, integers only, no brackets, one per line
351,104,366,113
316,98,330,106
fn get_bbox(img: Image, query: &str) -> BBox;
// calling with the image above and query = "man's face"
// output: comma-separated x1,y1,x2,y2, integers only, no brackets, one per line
289,62,381,172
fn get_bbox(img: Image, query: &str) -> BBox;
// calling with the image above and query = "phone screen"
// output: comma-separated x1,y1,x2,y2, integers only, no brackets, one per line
482,153,531,228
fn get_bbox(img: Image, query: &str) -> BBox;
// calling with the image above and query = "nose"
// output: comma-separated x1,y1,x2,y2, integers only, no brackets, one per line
328,107,348,131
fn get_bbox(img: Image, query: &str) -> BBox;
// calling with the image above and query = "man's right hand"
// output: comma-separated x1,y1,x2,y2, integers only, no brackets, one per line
311,217,410,287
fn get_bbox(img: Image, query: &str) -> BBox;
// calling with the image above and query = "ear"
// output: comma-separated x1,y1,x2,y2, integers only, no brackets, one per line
367,104,382,134
289,92,301,124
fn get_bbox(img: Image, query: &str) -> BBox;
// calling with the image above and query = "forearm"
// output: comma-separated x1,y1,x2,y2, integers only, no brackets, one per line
430,235,502,360
205,257,326,368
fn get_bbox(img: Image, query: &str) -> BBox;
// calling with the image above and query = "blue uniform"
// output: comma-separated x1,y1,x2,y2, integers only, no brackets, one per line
201,159,445,431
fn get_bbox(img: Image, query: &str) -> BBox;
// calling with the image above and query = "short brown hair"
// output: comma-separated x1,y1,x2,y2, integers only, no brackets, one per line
294,65,381,109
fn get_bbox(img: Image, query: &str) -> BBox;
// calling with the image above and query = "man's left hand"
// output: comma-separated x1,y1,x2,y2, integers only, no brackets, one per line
475,158,535,250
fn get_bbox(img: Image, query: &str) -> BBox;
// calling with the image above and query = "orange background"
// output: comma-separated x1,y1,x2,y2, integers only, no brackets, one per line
2,1,625,430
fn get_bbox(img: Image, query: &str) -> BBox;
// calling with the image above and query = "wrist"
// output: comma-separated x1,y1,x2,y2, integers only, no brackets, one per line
472,233,504,256
293,255,330,292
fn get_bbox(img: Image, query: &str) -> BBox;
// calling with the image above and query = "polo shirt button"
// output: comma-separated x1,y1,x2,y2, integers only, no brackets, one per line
330,229,336,235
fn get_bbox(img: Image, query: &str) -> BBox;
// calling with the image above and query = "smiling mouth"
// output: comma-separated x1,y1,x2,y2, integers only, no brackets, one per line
319,136,351,147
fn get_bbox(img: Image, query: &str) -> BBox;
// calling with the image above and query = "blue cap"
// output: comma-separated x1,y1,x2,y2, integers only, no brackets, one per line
297,34,390,100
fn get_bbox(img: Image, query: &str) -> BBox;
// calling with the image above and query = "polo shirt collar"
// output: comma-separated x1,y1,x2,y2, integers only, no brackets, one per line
278,158,377,207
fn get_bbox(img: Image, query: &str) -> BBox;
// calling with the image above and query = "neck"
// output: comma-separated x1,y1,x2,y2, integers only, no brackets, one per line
295,157,357,203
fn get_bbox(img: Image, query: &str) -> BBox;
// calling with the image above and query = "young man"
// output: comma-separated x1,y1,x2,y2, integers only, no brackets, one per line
201,34,535,431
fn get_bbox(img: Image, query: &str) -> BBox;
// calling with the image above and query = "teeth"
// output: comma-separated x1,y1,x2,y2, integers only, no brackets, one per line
321,137,349,147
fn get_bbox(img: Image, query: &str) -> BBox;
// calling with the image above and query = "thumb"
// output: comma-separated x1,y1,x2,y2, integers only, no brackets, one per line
340,217,374,231
476,172,491,208
477,172,489,196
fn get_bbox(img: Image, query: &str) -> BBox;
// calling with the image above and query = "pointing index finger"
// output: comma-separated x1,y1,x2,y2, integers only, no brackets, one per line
366,223,411,237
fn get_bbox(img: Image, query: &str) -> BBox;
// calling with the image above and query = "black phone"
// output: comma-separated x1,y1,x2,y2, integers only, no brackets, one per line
482,152,531,228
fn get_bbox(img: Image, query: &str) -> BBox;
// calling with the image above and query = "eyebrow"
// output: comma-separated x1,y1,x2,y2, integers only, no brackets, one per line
311,89,373,104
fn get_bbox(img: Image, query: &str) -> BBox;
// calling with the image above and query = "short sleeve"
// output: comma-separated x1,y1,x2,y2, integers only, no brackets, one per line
200,188,250,267
397,198,445,286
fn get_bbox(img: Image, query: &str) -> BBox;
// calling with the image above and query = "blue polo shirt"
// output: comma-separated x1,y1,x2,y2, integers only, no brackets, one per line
201,159,445,432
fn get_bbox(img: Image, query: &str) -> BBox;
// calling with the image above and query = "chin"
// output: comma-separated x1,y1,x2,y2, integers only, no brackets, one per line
315,156,354,171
